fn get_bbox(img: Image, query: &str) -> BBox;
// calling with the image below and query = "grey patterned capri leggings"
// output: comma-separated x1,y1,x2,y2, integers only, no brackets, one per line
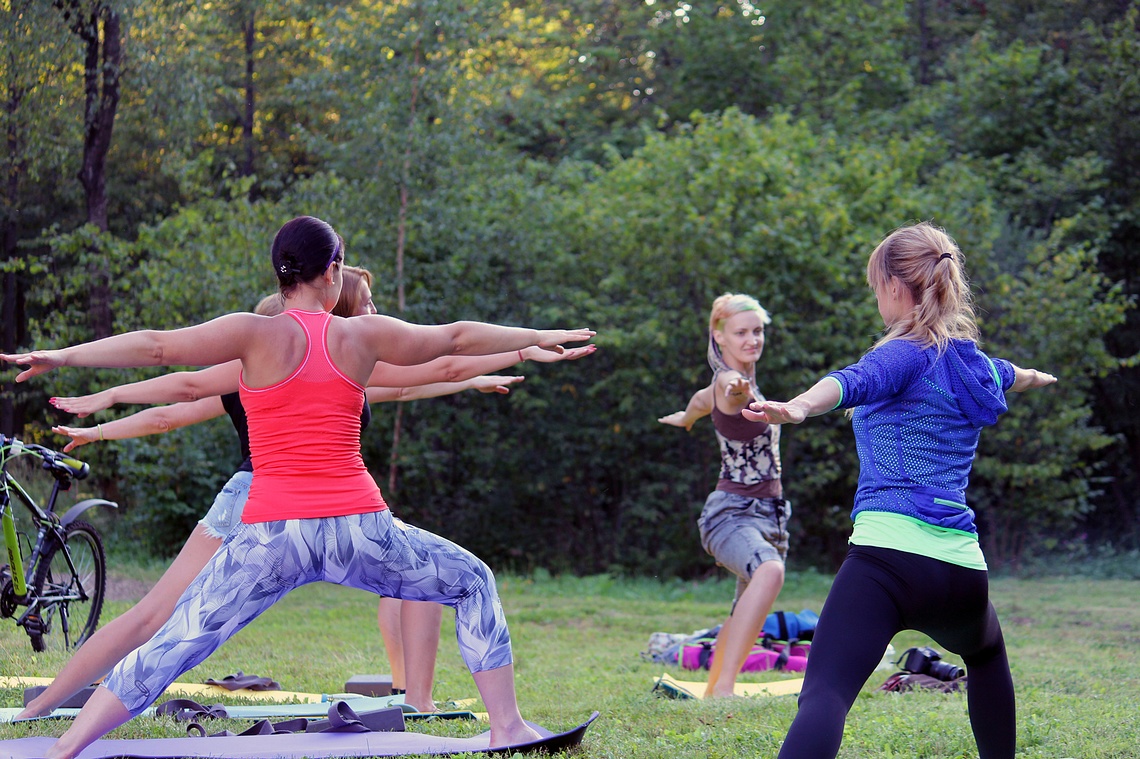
104,509,511,715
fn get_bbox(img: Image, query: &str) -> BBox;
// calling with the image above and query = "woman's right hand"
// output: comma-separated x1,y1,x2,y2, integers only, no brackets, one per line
658,411,692,429
50,391,113,418
724,376,753,400
51,425,98,453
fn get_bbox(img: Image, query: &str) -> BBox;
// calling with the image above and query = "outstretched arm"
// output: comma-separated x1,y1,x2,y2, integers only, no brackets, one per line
50,362,243,417
367,344,595,388
354,315,594,369
659,384,714,431
52,397,227,453
1,313,264,383
744,363,1056,425
366,375,526,404
742,377,842,425
51,343,590,416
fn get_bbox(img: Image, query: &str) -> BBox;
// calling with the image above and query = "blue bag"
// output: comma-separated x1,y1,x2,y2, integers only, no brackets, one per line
762,609,819,641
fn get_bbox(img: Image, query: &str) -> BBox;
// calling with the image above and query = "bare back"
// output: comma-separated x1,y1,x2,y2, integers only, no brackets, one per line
240,310,455,390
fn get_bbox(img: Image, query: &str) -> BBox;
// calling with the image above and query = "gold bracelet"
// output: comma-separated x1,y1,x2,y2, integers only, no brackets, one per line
98,424,104,441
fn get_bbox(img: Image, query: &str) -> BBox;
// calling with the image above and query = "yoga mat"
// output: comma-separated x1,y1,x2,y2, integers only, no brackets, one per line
0,676,353,704
0,697,482,724
653,672,804,699
0,712,599,758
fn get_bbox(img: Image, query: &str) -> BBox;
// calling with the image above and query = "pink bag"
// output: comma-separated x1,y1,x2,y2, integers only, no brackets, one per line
680,639,717,670
681,638,810,672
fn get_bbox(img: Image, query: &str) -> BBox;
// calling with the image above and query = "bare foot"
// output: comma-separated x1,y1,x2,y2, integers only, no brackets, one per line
404,698,437,713
705,689,743,699
45,738,75,759
489,721,542,748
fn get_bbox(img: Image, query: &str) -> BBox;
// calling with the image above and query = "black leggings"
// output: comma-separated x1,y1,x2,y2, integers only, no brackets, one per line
778,545,1015,759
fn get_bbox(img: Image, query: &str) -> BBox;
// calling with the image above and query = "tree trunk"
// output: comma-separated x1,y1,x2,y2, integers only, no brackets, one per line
2,91,22,436
241,8,256,180
914,0,932,87
76,4,119,232
386,41,423,502
67,0,122,339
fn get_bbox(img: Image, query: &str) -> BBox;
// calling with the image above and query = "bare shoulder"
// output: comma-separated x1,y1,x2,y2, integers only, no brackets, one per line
336,314,421,346
197,311,278,337
344,313,409,333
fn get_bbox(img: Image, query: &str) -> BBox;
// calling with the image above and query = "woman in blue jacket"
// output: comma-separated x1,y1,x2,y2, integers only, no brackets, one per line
745,221,1055,759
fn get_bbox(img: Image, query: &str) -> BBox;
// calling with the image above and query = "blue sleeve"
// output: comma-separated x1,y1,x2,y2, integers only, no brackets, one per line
990,357,1016,392
827,340,929,409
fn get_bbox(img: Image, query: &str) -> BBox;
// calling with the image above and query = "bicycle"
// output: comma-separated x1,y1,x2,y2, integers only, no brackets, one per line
0,433,117,651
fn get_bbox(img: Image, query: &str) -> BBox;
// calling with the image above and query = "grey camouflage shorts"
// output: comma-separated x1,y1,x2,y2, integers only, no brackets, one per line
698,490,790,597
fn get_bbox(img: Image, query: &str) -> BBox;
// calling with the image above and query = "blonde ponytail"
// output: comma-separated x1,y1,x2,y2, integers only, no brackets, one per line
866,222,978,351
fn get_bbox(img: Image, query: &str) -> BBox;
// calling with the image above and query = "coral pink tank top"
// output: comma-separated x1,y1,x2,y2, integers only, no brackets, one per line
239,310,386,523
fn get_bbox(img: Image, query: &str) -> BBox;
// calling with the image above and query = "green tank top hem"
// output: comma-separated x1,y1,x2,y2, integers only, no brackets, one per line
849,511,987,570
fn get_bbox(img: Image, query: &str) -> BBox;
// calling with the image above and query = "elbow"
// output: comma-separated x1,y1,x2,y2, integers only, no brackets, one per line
438,364,465,384
144,332,168,365
179,384,204,403
424,357,465,383
447,323,479,357
174,373,215,403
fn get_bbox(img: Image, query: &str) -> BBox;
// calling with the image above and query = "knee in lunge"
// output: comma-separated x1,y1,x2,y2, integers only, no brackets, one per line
747,555,785,587
454,581,515,671
961,635,1007,670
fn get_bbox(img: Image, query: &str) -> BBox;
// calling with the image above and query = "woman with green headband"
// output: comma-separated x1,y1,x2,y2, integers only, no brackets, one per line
660,292,789,698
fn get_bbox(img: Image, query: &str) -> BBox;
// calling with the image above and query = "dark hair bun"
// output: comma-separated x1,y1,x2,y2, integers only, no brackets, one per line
271,216,340,293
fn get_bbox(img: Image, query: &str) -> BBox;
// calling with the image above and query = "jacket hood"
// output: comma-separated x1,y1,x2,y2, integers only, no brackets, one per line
945,340,1007,427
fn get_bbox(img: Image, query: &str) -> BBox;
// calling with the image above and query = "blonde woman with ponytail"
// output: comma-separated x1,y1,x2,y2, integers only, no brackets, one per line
745,222,1056,759
660,293,789,698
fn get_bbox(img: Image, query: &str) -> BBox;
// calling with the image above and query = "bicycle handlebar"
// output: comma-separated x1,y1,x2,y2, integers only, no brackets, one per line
0,434,90,481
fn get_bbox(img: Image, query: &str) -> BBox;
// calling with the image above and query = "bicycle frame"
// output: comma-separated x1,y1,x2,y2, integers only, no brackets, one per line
1,475,36,596
2,474,73,600
2,446,73,594
0,434,117,648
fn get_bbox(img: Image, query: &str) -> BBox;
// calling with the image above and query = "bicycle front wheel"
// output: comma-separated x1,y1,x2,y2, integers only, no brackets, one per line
29,520,106,652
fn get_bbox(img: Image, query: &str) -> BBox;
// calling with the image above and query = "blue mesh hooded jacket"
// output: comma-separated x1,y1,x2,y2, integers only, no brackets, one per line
827,338,1015,536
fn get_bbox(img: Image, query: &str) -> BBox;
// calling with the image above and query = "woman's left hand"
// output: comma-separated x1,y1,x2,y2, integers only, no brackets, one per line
743,400,806,425
522,344,597,364
473,375,525,394
0,350,65,383
1011,366,1058,392
535,328,596,353
51,425,98,453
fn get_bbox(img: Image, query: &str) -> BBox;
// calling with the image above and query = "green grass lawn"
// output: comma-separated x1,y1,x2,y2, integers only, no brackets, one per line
0,568,1137,757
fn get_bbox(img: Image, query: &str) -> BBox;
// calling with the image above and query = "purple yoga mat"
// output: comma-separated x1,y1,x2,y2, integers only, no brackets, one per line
0,712,598,758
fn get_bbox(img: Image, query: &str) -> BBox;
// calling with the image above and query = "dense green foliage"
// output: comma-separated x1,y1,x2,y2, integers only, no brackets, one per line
2,0,1137,573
